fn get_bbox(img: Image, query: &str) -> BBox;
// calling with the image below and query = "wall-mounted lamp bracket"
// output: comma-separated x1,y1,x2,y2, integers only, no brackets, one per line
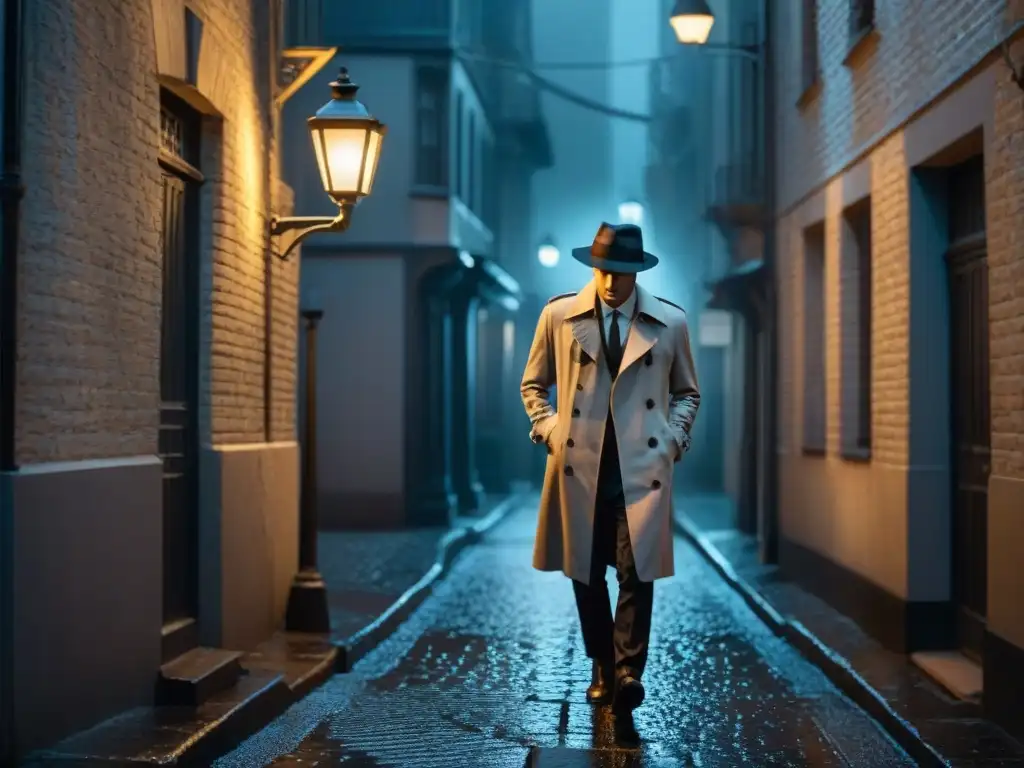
1003,41,1024,92
270,205,353,261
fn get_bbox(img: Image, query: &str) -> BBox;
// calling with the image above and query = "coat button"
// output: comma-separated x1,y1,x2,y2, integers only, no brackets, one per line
646,398,655,409
644,353,653,366
577,383,583,391
572,408,580,417
565,465,574,477
648,437,658,448
566,438,575,448
652,479,661,489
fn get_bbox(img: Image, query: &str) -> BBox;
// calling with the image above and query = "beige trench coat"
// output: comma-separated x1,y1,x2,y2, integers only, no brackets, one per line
520,280,700,585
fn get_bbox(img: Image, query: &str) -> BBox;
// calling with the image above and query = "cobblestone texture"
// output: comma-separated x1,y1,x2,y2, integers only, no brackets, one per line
216,504,914,767
320,497,507,641
320,527,448,641
678,496,1024,767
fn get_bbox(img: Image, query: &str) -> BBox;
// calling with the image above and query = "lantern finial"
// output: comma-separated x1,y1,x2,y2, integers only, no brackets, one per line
329,68,360,101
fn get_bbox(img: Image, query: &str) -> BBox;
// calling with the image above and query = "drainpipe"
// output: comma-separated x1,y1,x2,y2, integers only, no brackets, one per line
760,0,779,564
0,0,24,762
0,0,23,472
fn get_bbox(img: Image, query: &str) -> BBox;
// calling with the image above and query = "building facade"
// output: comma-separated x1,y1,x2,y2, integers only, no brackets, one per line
646,0,768,516
0,0,304,758
283,0,549,528
773,0,1024,739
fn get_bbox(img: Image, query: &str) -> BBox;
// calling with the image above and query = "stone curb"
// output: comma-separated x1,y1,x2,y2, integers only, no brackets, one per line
673,515,951,768
334,493,525,672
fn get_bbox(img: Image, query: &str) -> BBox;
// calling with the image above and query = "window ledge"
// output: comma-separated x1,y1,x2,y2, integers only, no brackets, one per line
840,446,872,463
802,445,827,458
843,24,878,68
410,184,449,200
796,77,822,109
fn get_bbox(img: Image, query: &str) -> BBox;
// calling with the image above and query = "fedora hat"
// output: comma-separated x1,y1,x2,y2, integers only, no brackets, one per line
571,222,659,273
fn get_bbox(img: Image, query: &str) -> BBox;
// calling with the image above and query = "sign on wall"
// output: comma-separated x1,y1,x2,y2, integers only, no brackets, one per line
698,310,733,348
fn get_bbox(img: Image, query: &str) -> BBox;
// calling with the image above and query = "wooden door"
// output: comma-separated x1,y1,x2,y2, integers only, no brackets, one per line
158,94,202,662
946,154,990,663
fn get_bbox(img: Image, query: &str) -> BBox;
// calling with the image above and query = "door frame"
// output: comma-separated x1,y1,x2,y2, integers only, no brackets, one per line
944,152,990,663
158,89,203,663
945,233,990,663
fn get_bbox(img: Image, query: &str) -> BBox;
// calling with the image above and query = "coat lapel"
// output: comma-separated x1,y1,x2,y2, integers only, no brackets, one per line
565,281,602,364
618,284,668,374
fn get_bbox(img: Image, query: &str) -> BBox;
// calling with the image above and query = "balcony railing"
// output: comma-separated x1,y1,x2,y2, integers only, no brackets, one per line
284,0,451,49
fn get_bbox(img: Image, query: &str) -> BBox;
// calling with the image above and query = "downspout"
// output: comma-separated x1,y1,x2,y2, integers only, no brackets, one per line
760,0,779,564
0,0,24,762
1,0,23,472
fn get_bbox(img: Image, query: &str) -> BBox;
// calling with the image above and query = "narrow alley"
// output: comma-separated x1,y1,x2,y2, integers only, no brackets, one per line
215,504,914,767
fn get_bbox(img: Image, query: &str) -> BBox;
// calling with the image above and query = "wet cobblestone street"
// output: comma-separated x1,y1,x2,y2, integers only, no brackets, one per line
215,504,915,767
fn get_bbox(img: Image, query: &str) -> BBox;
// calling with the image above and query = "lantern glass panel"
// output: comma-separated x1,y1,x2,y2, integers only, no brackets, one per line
360,129,384,195
670,13,714,43
311,124,371,197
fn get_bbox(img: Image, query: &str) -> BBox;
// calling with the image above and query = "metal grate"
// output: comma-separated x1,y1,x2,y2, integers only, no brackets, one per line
161,108,184,158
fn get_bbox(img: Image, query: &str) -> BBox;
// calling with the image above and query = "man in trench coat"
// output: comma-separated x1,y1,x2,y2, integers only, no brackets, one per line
521,222,700,719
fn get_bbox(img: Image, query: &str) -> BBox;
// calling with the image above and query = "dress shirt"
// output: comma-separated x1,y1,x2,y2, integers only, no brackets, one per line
597,288,636,350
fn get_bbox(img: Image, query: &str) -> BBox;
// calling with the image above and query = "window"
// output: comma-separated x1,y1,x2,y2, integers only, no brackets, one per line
453,92,464,199
483,136,498,229
415,67,448,188
840,199,872,457
849,0,875,39
801,0,820,94
802,222,827,455
467,111,476,211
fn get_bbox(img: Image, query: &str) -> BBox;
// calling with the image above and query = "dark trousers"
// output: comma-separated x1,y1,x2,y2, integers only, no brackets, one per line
572,424,654,679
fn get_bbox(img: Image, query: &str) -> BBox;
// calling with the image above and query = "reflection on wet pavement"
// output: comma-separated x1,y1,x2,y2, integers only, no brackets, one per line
215,505,915,767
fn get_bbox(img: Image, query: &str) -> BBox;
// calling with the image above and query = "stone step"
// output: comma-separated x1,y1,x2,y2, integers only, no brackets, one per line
157,646,245,707
24,669,291,767
22,634,340,767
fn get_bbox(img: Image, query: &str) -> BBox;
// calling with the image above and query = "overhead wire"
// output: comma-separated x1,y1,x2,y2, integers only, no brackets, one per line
455,48,666,123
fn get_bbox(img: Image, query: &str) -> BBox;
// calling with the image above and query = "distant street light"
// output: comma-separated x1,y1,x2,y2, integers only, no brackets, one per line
270,67,388,260
669,0,716,45
537,237,560,268
618,199,644,226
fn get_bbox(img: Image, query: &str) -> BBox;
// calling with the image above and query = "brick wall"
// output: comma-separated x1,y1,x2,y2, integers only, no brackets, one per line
15,0,295,464
775,0,1005,212
862,135,910,468
16,1,163,463
988,2,1024,480
189,0,294,446
774,0,1014,472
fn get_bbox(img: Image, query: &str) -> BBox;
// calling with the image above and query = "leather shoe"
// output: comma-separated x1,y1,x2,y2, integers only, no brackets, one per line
613,673,645,713
585,659,613,703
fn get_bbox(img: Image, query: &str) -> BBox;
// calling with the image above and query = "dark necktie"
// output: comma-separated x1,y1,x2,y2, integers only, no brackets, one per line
608,309,623,375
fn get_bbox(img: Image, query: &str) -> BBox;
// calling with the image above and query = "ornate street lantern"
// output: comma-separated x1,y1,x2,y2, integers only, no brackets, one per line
308,68,386,205
270,66,387,260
